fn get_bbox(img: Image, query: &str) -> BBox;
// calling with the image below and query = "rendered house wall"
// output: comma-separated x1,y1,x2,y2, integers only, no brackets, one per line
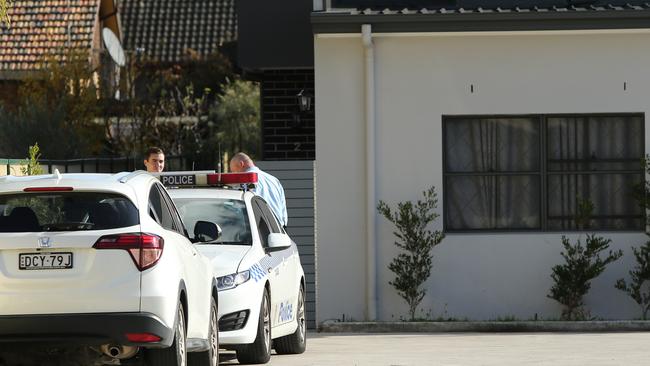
315,30,650,323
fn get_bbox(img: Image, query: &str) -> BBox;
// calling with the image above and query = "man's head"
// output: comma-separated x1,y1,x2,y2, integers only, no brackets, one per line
144,147,165,173
229,152,254,173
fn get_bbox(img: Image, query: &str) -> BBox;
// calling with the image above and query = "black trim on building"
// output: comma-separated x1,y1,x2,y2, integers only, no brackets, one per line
312,8,650,33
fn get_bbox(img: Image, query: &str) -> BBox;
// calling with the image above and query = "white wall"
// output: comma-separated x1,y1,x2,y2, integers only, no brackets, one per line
315,30,650,323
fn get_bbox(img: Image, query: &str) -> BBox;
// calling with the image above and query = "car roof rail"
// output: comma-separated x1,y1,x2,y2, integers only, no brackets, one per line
117,170,149,183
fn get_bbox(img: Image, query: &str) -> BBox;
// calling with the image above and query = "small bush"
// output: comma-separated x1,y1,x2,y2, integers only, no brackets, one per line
616,241,650,320
377,187,444,321
548,234,622,320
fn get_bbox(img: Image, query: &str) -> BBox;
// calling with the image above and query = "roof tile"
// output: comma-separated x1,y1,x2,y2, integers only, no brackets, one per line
119,0,236,63
0,0,99,72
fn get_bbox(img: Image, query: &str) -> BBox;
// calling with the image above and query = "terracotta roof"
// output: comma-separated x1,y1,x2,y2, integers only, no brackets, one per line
119,0,237,63
0,0,100,72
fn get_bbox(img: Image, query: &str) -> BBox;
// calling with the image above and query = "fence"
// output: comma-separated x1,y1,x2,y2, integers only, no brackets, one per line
1,156,198,176
257,160,316,329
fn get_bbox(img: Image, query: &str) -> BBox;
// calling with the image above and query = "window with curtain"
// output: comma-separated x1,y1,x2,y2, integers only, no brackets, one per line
443,114,644,232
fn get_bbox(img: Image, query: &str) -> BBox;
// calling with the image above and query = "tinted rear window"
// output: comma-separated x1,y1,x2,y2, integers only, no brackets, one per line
174,198,252,245
0,192,139,232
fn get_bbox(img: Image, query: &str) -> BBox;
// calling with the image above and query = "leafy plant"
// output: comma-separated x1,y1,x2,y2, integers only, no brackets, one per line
211,77,261,166
20,143,44,176
377,187,445,321
616,155,650,320
548,234,622,320
0,0,10,26
0,49,103,159
615,242,650,319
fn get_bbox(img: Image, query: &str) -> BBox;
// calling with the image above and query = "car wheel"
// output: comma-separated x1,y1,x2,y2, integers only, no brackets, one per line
236,288,271,364
189,296,219,366
274,285,306,355
146,303,187,366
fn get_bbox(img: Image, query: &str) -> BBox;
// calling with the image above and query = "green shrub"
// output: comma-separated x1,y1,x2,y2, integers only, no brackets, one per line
377,187,444,321
548,234,622,320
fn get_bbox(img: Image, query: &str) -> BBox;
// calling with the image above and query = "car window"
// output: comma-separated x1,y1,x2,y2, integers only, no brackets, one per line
157,184,186,235
148,185,174,231
0,192,139,232
174,198,252,245
254,197,282,234
252,199,271,248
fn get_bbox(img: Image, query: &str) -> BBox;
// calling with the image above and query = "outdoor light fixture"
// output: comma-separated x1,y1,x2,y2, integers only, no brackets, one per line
296,89,313,113
292,89,313,128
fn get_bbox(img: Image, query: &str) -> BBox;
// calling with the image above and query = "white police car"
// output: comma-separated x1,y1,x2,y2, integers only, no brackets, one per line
161,172,306,364
0,171,220,366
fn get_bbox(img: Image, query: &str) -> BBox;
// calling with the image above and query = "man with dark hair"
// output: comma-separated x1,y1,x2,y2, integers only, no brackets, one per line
144,147,165,173
230,152,288,227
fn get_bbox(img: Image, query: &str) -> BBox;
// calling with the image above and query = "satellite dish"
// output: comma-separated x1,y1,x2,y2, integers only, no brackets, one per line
102,27,126,67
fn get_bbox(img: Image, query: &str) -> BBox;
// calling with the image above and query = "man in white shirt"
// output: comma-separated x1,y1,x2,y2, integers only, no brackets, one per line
230,152,288,227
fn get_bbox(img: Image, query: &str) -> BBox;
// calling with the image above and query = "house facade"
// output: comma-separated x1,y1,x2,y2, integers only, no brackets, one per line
313,1,650,323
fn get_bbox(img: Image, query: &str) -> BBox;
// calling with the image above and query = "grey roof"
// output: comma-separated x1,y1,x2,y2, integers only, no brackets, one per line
313,1,650,33
342,3,650,14
119,0,237,63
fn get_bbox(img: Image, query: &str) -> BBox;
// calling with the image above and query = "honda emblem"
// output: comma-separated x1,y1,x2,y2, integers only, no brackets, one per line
38,237,51,248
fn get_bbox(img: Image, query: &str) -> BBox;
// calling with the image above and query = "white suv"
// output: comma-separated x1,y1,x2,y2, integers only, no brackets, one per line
0,171,219,366
162,171,306,365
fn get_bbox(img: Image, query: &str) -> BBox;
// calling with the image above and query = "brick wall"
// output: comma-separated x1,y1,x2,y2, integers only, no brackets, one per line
261,69,315,160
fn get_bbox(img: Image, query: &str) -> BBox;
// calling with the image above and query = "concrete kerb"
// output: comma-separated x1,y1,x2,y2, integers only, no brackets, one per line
319,320,650,333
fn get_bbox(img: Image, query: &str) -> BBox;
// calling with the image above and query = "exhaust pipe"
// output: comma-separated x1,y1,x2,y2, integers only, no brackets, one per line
99,344,139,360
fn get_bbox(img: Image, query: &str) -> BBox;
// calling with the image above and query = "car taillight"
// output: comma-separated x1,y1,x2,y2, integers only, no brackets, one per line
93,233,164,271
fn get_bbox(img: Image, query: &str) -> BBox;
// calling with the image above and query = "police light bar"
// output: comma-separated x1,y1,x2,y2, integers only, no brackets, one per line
154,171,258,187
207,172,258,185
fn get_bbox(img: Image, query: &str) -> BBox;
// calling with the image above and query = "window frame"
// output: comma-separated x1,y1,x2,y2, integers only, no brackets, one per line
442,113,645,233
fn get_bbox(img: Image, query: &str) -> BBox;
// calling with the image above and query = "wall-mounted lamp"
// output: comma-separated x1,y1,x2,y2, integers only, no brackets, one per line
293,89,313,128
297,89,313,113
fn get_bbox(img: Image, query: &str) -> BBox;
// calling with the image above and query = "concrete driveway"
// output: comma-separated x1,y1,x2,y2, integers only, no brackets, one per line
221,332,650,365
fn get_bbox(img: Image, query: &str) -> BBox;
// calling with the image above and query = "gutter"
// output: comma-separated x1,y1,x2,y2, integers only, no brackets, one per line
362,23,377,321
312,9,650,34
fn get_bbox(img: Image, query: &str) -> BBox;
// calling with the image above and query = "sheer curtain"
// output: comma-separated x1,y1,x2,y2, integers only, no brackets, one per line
445,117,540,230
547,116,643,230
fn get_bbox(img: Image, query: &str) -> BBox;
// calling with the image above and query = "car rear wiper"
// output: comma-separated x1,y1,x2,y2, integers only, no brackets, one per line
42,222,95,231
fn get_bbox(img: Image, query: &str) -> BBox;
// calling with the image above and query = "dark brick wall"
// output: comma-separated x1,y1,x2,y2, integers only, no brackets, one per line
261,69,315,160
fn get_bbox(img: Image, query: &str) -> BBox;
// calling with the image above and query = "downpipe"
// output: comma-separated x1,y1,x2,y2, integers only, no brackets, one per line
362,23,377,321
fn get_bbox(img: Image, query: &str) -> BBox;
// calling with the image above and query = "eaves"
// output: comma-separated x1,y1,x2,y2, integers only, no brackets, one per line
311,8,650,34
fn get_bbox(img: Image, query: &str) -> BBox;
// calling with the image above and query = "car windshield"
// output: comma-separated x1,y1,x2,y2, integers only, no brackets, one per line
173,198,252,245
0,192,139,232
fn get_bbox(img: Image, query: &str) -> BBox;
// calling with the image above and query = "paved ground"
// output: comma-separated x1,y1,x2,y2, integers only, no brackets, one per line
221,332,650,365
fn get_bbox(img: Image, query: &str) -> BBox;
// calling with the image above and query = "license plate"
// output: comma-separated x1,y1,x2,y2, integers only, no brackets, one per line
19,252,73,270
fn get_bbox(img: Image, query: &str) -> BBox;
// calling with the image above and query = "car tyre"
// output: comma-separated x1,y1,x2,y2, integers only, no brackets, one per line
189,296,219,366
274,285,306,355
236,288,271,364
146,303,187,366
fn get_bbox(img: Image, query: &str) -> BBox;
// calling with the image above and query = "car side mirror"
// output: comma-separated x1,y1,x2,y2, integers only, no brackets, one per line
194,221,221,242
267,233,291,250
